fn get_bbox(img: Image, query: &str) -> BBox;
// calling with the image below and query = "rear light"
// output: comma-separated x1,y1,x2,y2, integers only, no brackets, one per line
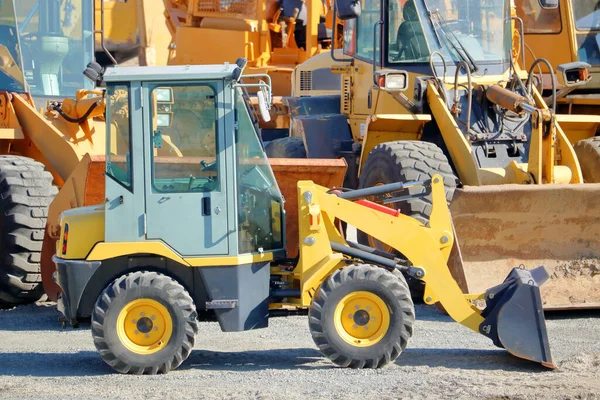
61,223,69,255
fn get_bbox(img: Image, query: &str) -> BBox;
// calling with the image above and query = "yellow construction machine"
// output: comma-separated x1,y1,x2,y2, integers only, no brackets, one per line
515,0,600,182
272,0,600,309
0,0,112,308
51,61,555,374
94,0,172,66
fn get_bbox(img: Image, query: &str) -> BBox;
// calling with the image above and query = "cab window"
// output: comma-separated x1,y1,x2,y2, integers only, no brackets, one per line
149,84,220,193
106,84,132,190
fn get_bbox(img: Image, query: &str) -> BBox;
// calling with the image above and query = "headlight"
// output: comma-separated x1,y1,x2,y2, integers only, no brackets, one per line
385,74,408,91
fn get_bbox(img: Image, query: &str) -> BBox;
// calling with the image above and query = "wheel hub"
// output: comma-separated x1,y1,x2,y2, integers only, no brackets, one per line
334,291,391,347
116,298,173,354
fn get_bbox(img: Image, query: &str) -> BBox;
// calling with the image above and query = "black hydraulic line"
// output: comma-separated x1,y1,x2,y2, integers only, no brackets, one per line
346,240,400,262
335,179,429,201
52,102,98,124
525,58,556,113
330,241,404,271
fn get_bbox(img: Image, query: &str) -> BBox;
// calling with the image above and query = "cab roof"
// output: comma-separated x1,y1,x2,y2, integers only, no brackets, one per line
102,64,239,83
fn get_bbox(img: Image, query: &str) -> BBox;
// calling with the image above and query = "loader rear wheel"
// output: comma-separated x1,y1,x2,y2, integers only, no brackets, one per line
91,271,198,374
265,136,307,158
308,264,415,368
573,137,600,182
0,156,57,309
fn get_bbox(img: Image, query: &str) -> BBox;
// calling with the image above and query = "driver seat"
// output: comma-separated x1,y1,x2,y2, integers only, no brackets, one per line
396,0,428,60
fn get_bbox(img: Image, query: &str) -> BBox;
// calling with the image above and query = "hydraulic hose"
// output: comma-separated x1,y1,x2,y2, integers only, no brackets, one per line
52,102,99,124
454,61,472,134
525,58,556,113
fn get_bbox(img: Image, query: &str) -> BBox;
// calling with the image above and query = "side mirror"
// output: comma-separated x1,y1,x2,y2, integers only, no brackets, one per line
557,62,592,87
336,0,361,20
538,0,558,9
256,88,271,123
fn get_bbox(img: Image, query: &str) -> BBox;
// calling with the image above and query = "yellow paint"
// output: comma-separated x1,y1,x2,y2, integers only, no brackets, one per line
184,252,274,266
87,239,273,267
357,114,429,174
116,298,173,355
556,114,600,144
334,291,390,347
57,206,105,260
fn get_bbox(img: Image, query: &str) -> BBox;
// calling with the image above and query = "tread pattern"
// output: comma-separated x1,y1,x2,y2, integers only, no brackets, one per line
359,141,458,224
91,271,198,374
308,264,415,368
573,137,600,183
0,156,57,309
265,136,307,158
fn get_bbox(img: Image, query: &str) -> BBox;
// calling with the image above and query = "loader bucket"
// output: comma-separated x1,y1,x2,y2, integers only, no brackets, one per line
479,266,555,368
449,184,600,310
269,158,347,257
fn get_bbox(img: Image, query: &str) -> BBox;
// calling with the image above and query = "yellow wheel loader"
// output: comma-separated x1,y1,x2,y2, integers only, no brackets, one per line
514,0,600,183
51,60,555,374
0,0,110,308
273,0,600,309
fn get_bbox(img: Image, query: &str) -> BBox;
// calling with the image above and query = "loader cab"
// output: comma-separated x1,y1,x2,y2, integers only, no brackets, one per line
102,64,285,258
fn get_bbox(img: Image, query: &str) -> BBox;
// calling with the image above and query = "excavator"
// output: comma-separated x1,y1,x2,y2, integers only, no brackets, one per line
51,59,555,374
272,0,600,310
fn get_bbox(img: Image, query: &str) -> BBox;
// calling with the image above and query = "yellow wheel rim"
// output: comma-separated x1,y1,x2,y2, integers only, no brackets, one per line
116,298,173,355
334,291,391,347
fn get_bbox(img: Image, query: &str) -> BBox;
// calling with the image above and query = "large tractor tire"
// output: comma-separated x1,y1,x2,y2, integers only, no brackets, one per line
265,136,307,158
573,137,600,183
91,271,198,374
0,156,57,309
308,264,415,368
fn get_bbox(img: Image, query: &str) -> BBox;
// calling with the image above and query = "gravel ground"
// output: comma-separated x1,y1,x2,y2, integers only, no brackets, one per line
0,302,598,400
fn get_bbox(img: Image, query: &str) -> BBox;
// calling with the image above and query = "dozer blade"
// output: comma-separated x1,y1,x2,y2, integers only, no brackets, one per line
479,266,555,368
270,158,347,257
449,184,600,310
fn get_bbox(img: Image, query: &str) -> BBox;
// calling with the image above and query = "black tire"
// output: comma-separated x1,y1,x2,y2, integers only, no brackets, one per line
265,136,307,158
0,156,57,309
308,264,415,368
573,137,600,183
91,271,198,374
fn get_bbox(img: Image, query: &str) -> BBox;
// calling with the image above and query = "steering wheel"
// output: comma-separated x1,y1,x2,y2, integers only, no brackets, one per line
200,159,217,173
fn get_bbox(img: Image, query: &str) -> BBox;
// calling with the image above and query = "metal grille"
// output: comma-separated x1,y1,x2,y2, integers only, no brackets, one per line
196,0,257,18
300,71,312,92
342,76,351,114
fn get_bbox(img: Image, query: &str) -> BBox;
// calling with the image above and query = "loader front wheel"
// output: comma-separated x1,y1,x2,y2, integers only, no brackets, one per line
91,271,198,374
265,136,307,158
573,137,600,182
0,156,57,309
309,264,415,368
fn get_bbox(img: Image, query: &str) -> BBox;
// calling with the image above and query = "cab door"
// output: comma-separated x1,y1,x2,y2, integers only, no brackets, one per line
143,81,229,256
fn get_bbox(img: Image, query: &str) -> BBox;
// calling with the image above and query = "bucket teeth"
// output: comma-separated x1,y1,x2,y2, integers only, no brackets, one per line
479,266,555,368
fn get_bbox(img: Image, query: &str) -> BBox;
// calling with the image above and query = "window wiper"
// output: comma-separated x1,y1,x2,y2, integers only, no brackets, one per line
423,1,480,73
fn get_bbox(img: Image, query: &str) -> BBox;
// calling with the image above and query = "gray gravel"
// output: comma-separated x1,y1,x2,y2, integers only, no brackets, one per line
0,302,598,400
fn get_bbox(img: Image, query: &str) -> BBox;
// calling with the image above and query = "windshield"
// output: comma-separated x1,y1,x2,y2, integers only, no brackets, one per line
0,0,26,92
14,0,93,97
234,87,284,253
573,0,600,31
387,0,511,66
